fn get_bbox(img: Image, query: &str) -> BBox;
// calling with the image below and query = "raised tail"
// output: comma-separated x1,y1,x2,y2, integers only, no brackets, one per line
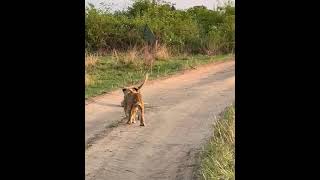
136,73,149,91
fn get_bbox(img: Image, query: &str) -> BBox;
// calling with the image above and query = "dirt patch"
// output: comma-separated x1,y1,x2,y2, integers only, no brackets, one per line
85,60,235,180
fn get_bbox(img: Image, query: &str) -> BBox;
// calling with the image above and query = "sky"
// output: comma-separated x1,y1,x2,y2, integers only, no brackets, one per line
85,0,235,11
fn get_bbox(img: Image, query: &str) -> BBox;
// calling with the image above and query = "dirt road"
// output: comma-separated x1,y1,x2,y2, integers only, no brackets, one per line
85,59,235,180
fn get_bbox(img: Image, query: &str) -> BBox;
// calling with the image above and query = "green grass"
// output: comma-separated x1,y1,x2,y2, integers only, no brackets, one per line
85,54,233,99
200,105,235,180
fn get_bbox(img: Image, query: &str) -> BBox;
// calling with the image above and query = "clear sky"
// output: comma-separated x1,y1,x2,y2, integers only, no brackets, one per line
85,0,235,11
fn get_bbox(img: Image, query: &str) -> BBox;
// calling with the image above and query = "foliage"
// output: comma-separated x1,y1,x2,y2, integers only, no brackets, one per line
85,0,235,55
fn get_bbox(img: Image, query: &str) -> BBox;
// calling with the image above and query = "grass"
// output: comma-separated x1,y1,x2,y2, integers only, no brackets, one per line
85,73,94,87
155,44,170,61
85,53,98,68
85,53,99,87
200,105,235,180
85,54,233,99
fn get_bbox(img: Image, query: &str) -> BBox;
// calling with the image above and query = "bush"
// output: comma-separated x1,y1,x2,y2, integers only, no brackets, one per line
85,0,234,55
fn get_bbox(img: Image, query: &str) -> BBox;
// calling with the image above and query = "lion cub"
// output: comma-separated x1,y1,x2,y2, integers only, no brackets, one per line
121,74,148,126
121,74,148,108
123,89,145,126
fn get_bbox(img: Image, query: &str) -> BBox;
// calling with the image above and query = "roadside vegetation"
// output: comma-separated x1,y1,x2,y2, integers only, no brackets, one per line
85,0,234,98
200,105,235,180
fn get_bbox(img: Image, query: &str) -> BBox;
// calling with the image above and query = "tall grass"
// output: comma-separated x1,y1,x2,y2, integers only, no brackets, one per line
110,46,156,68
155,44,170,60
85,53,98,68
85,53,99,87
200,105,235,180
85,54,233,98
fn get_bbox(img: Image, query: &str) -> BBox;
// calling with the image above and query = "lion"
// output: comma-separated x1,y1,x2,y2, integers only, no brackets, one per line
123,89,145,126
121,73,148,109
121,74,148,126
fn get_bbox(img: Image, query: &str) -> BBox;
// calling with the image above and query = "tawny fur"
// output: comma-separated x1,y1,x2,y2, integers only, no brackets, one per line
121,73,148,108
124,90,145,126
121,74,148,126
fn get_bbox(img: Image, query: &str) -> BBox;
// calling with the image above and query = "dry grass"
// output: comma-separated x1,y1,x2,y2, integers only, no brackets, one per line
85,72,94,87
85,53,99,87
85,54,232,98
111,48,144,67
155,44,170,60
200,105,235,180
143,46,155,67
85,53,99,68
125,48,140,65
111,49,120,61
96,48,109,56
111,45,168,68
